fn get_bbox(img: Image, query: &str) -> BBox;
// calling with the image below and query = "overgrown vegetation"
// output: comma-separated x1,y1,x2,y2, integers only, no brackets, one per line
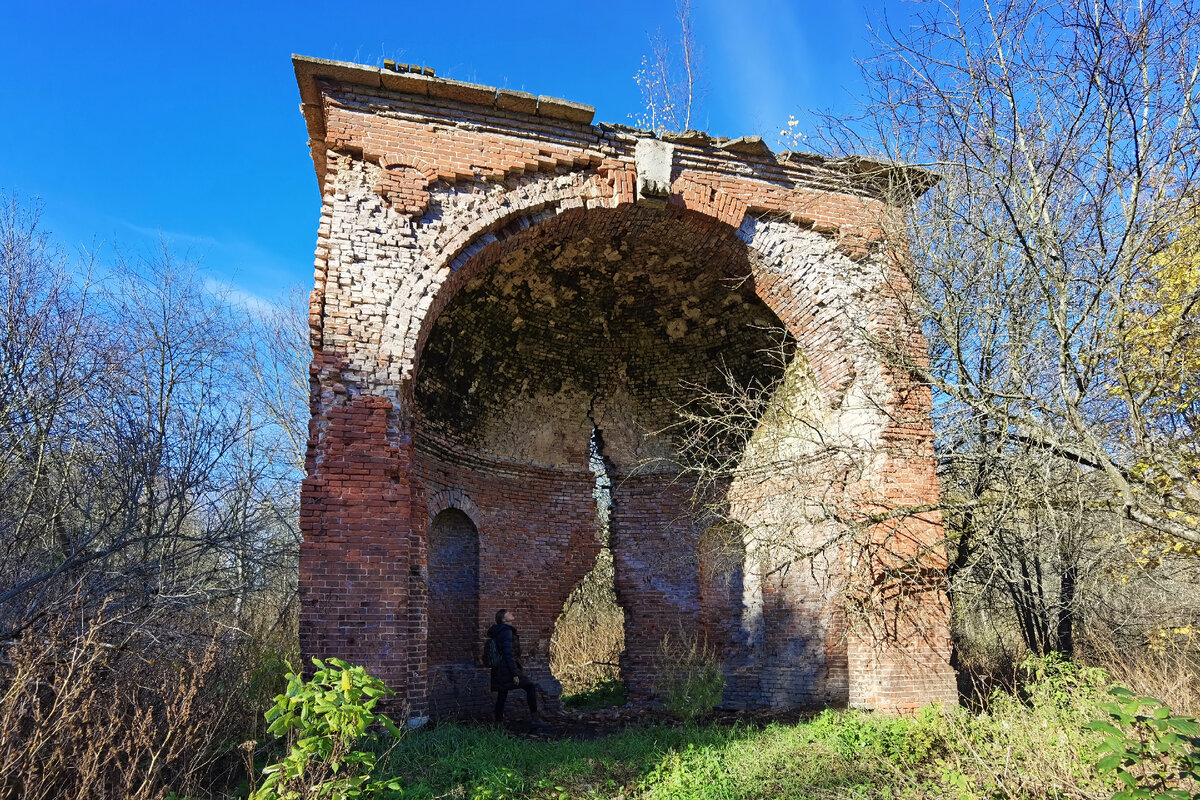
651,632,725,723
1088,688,1200,800
0,196,305,798
562,679,626,711
0,601,296,799
364,656,1199,800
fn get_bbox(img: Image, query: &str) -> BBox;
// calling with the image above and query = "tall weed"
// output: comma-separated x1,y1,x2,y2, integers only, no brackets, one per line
928,654,1113,799
0,606,238,800
652,631,725,723
1080,630,1200,717
1087,687,1200,800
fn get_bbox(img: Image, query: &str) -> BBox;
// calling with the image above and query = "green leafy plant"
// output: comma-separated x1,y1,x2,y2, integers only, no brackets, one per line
250,657,403,800
1086,687,1200,800
651,631,725,723
1021,652,1109,709
806,707,944,766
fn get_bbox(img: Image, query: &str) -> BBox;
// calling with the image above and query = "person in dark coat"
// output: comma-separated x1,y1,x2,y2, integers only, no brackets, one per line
487,609,549,732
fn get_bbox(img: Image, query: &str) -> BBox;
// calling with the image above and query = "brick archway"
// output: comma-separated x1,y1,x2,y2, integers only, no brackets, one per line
293,55,956,716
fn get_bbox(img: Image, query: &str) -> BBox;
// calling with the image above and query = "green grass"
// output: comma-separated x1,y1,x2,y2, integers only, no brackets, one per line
562,679,627,711
373,712,933,800
361,657,1141,800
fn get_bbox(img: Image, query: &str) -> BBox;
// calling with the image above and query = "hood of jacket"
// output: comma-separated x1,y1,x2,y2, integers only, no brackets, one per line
487,623,513,638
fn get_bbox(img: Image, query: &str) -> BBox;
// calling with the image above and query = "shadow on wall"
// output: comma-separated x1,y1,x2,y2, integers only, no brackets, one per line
740,566,849,710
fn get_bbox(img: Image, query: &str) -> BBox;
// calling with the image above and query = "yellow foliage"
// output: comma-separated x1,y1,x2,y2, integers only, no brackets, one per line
1110,205,1200,523
1120,217,1200,437
1149,623,1197,653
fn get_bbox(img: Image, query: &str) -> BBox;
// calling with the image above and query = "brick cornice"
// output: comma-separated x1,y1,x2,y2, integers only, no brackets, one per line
292,55,936,203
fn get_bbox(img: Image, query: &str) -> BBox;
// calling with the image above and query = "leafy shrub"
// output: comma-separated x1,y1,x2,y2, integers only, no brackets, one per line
807,706,947,766
249,657,403,800
1021,651,1110,709
1087,687,1200,800
651,632,725,723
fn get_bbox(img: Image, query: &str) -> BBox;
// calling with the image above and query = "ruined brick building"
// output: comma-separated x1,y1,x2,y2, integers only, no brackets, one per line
293,55,957,718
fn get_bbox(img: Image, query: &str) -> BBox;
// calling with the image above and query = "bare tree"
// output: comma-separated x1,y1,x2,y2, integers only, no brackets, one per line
667,0,1200,661
0,198,308,797
0,198,303,640
815,0,1200,655
0,197,114,632
243,289,312,474
633,0,700,134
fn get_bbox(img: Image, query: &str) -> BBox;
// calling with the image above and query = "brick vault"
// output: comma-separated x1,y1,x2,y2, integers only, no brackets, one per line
292,55,957,717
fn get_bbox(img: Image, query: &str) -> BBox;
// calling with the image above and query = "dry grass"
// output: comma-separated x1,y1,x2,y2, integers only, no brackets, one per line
0,604,274,800
1078,629,1200,715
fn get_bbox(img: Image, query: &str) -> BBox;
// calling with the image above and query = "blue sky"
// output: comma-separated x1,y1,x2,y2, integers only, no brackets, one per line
1,0,898,305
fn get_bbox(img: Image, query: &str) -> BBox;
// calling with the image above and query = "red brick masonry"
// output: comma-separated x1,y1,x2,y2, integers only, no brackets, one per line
294,55,956,717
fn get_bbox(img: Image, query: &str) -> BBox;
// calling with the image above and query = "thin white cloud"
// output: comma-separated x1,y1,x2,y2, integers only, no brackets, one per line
202,278,281,316
114,218,305,298
121,222,224,249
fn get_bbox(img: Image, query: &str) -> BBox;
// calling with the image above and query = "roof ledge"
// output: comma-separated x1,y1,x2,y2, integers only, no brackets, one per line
291,55,936,203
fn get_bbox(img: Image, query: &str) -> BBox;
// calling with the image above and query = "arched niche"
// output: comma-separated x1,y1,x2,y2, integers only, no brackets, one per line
427,508,480,667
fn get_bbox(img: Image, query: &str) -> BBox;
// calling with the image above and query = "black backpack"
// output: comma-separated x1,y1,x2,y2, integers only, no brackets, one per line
482,636,501,668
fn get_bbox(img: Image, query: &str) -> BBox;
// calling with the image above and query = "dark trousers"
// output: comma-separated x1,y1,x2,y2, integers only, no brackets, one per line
495,675,539,721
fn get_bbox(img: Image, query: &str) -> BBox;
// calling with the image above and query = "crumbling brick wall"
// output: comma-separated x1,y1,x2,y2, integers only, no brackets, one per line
294,56,956,717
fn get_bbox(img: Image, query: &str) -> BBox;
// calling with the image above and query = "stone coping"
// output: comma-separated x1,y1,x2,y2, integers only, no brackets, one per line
292,54,937,200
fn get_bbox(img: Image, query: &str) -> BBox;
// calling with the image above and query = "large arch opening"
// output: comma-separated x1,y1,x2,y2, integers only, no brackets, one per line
411,202,843,708
412,205,790,469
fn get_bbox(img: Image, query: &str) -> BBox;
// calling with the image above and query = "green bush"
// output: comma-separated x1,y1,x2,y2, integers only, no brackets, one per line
651,632,725,723
1021,651,1110,709
1087,687,1200,800
250,657,403,800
